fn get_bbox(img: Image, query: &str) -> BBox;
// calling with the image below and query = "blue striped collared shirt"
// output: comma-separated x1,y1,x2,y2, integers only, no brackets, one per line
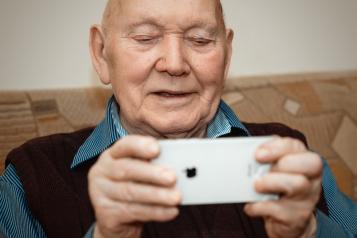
0,97,356,237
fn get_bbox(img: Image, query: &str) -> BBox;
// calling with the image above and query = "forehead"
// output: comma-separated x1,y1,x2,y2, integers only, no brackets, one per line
106,0,221,31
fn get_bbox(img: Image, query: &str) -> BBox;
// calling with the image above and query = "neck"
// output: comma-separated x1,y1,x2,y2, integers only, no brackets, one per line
120,115,208,139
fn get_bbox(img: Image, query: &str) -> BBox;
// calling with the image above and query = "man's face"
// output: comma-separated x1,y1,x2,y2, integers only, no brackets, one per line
98,0,233,137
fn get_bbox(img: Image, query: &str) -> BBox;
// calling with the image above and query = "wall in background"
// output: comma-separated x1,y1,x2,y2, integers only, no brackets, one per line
1,0,357,90
0,0,106,90
223,0,357,77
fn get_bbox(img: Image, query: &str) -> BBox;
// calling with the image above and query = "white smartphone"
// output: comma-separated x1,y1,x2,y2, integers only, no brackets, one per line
154,136,278,205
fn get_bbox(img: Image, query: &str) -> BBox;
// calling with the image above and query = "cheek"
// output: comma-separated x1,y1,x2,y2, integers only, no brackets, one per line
112,49,154,83
191,50,226,92
108,47,158,106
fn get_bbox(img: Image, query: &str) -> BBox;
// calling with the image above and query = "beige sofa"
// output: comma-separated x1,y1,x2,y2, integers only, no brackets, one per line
1,71,356,201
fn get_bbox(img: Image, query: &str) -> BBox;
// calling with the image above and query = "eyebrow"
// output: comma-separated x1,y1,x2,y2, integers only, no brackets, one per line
124,18,164,32
186,20,220,36
124,17,220,36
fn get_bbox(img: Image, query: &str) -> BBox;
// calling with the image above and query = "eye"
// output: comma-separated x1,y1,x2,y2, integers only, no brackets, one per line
187,37,213,46
133,35,158,44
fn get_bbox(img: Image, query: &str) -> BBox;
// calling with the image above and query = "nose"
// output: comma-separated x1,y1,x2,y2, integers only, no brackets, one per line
155,35,190,77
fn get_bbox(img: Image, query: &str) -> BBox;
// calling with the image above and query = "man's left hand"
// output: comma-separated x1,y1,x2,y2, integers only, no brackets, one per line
244,137,323,238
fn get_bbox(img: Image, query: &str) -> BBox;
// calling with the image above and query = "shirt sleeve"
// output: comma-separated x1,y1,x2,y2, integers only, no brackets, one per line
316,159,357,238
0,164,47,238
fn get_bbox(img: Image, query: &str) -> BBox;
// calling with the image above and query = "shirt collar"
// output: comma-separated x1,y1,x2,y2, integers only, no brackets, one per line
71,97,122,169
71,96,249,169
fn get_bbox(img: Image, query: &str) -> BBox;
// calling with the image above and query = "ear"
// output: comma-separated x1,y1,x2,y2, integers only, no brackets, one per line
89,24,111,85
223,28,234,80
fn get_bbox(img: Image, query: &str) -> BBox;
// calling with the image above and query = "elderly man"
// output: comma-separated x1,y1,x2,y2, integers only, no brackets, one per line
1,0,356,237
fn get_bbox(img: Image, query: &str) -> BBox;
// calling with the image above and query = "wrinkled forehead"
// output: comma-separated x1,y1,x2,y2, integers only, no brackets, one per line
102,0,225,32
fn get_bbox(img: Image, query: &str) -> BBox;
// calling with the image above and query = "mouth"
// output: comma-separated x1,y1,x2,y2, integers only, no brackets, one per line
153,91,193,97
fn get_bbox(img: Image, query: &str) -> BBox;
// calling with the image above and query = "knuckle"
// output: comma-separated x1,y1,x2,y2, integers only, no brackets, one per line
115,136,129,145
125,134,142,141
278,212,293,224
113,138,132,153
311,185,322,202
284,182,295,196
295,176,310,190
281,137,291,145
88,166,96,180
164,190,182,205
310,154,323,173
153,207,170,220
96,196,110,208
155,189,167,204
291,138,305,151
251,202,264,213
314,180,322,193
126,204,146,221
115,161,129,180
89,156,107,177
88,166,102,185
141,136,156,145
165,209,178,220
292,220,306,233
281,137,293,146
127,135,152,146
117,169,128,181
173,190,182,204
292,211,311,231
299,209,311,221
100,149,112,160
102,217,121,231
158,191,169,205
121,183,135,202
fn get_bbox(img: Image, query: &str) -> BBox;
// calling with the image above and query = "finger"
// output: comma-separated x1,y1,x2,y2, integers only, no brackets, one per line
103,158,176,186
244,200,313,226
307,177,323,202
94,199,179,223
112,201,179,223
131,204,179,222
256,137,306,163
127,203,179,222
255,173,310,198
109,135,160,160
271,152,323,178
97,179,182,206
245,201,286,220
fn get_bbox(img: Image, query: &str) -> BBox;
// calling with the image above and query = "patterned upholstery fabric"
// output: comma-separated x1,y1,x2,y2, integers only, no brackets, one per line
1,72,356,200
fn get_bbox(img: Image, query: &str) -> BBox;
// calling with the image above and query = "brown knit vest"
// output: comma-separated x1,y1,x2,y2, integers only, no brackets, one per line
6,122,329,238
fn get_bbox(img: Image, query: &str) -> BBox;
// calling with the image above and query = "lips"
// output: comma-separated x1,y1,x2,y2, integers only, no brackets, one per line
153,90,192,97
151,90,195,106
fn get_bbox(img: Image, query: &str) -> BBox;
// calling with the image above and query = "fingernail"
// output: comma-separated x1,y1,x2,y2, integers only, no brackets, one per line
256,148,270,159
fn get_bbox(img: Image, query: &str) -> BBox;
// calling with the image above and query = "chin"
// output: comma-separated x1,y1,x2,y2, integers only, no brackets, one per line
147,112,206,138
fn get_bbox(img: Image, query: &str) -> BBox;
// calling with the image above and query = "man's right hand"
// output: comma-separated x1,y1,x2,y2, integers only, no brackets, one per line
88,135,181,238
